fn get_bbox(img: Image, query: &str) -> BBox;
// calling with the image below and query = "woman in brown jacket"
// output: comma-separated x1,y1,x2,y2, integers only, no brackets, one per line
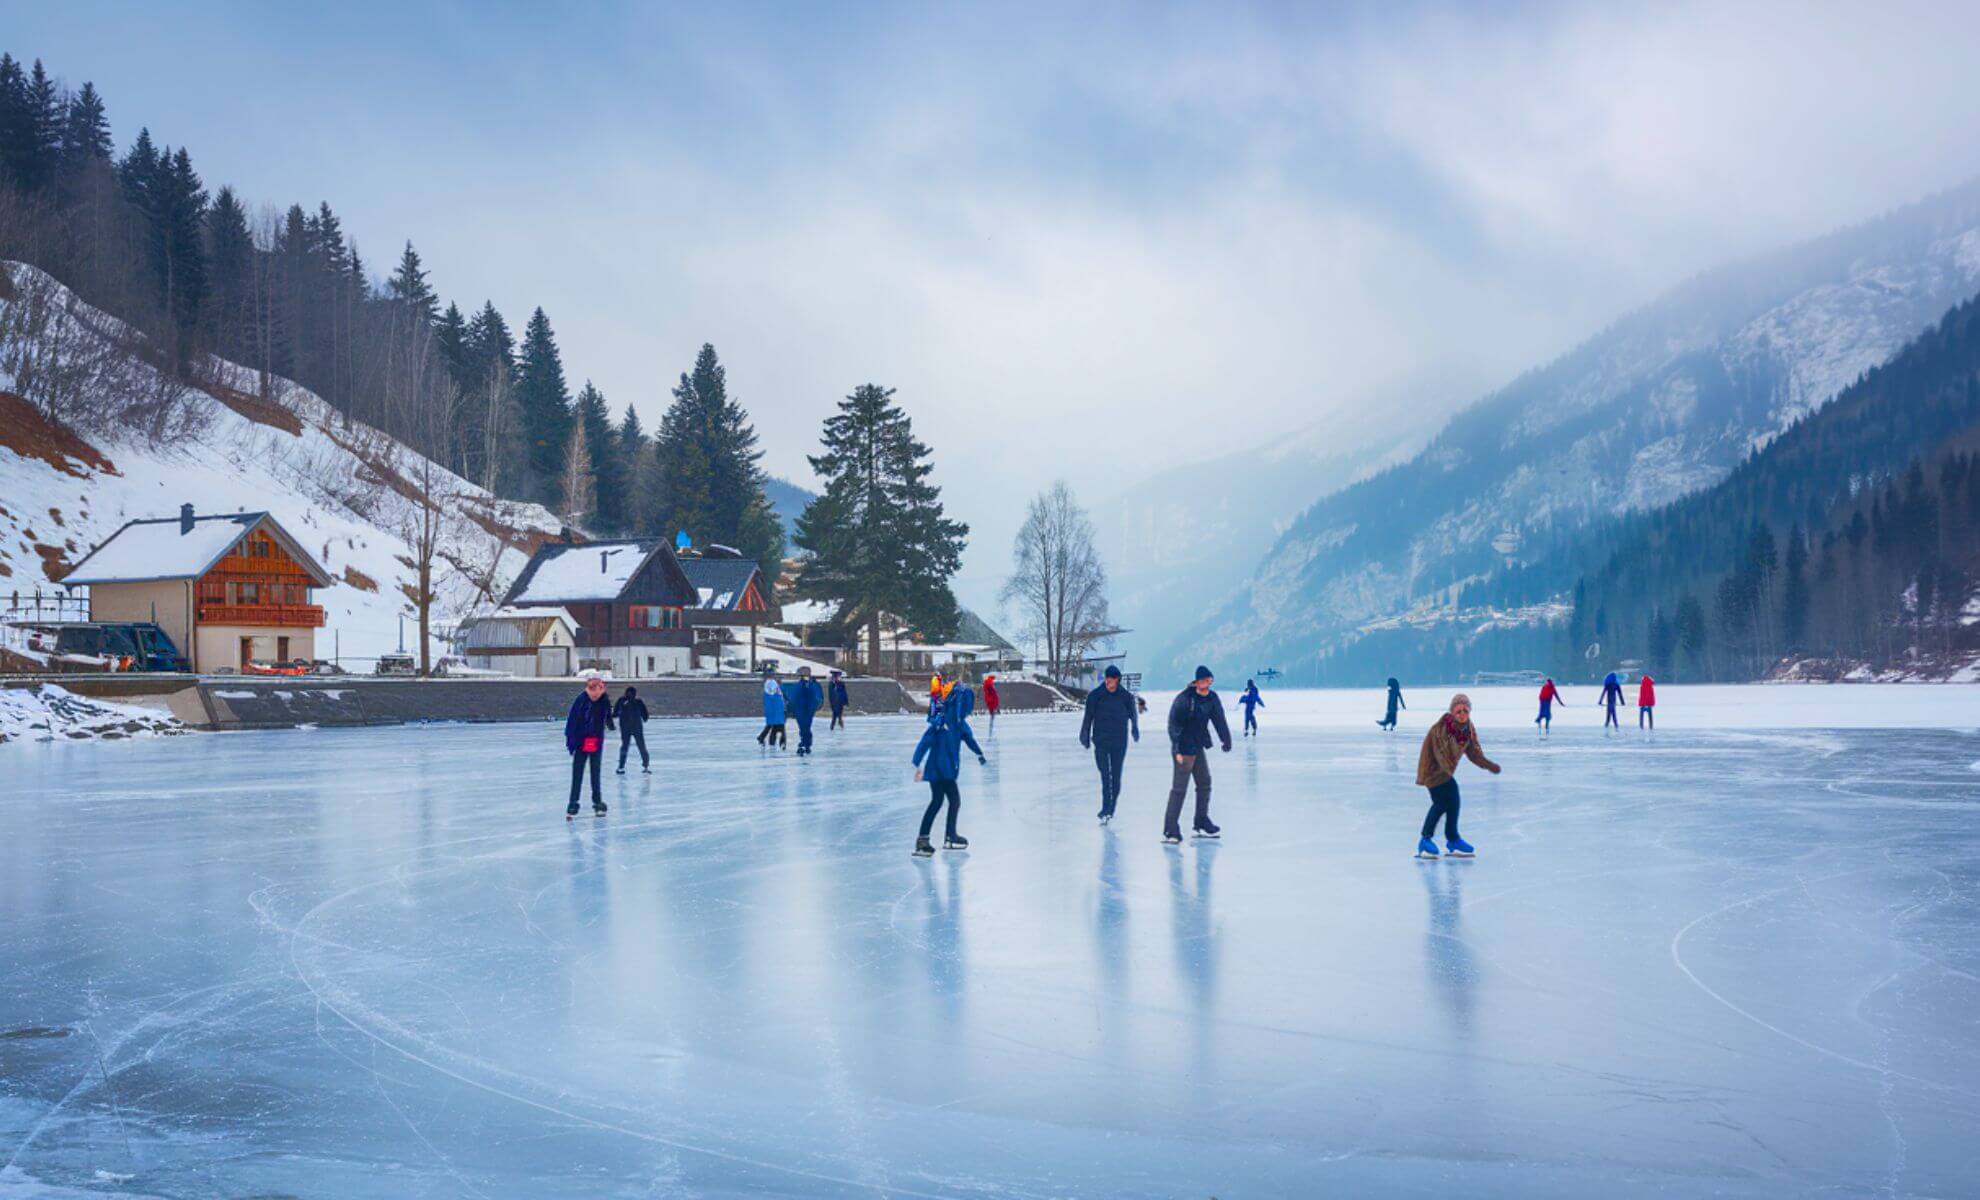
1415,693,1500,858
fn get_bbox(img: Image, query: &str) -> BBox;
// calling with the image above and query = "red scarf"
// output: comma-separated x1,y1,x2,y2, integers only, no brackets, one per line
1442,713,1471,745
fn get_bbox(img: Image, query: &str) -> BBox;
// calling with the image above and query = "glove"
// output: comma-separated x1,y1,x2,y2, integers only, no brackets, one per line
1220,741,1232,753
977,755,988,765
1080,738,1090,749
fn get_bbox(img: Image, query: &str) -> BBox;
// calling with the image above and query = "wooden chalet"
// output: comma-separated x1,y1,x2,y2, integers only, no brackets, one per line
62,505,333,672
499,538,704,677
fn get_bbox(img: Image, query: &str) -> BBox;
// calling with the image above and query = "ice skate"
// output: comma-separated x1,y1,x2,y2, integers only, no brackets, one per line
641,766,651,774
593,801,608,816
1163,831,1183,845
1193,820,1221,839
944,833,969,851
1416,837,1440,859
1097,811,1112,825
1445,837,1474,858
615,766,625,775
913,837,935,857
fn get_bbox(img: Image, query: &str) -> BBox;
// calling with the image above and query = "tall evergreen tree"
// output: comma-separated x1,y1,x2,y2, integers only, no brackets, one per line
59,81,111,167
0,54,25,185
647,343,783,569
794,383,968,667
386,240,438,325
21,59,59,190
434,301,469,387
611,403,647,534
516,307,572,505
203,185,253,353
573,382,616,530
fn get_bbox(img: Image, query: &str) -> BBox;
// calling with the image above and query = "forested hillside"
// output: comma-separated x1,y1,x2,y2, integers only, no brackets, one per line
0,50,790,573
1561,294,1980,680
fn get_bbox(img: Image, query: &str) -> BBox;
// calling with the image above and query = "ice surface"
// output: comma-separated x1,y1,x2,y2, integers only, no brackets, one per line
3,687,1979,1197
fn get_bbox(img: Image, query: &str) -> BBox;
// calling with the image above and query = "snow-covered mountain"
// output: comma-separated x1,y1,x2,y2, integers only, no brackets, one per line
0,261,565,665
1171,177,1980,681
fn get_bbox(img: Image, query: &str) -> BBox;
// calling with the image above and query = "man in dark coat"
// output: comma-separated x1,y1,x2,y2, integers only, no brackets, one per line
1164,665,1232,842
790,666,825,756
828,671,850,730
1079,665,1140,823
563,672,615,817
614,686,650,774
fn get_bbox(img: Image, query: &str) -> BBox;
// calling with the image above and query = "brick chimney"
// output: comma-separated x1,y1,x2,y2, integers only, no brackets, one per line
179,503,195,535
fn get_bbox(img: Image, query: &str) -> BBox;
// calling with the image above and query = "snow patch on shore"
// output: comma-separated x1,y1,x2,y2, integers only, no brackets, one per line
0,683,190,745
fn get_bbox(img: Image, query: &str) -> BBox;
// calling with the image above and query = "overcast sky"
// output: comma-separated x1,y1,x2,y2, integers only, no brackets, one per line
14,1,1980,608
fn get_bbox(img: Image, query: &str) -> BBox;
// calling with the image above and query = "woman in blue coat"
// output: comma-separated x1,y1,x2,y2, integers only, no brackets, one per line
911,685,986,856
790,666,824,756
563,672,615,818
1600,672,1625,729
757,674,788,748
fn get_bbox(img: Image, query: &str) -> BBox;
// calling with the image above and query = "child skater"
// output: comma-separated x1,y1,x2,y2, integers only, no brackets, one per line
1377,677,1405,730
758,673,787,748
912,681,986,856
1239,679,1265,737
1637,674,1656,729
1535,678,1562,732
1414,692,1500,858
564,671,615,818
1600,671,1625,730
981,673,1000,736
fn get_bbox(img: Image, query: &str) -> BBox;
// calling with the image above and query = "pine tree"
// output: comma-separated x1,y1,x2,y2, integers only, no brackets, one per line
21,59,60,191
1781,523,1810,653
794,383,968,668
204,185,253,354
59,81,111,167
516,307,572,505
647,344,783,569
614,404,648,534
0,55,25,185
435,302,469,387
573,382,615,530
386,241,438,325
1675,594,1708,676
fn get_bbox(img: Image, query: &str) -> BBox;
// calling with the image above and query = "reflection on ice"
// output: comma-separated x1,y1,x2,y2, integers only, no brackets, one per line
2,687,1979,1197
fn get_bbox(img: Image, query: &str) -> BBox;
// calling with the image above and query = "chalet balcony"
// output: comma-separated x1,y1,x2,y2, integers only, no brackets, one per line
197,603,327,628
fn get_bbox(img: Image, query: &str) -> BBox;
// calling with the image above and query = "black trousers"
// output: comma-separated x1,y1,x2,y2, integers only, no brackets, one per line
618,726,648,769
830,706,845,730
1420,778,1460,840
757,722,785,746
795,714,814,753
919,779,961,839
568,750,602,810
1164,753,1212,836
1093,742,1126,815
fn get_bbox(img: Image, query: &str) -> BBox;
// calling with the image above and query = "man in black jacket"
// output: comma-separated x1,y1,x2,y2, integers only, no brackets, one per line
614,686,651,774
1079,665,1140,824
1164,665,1232,843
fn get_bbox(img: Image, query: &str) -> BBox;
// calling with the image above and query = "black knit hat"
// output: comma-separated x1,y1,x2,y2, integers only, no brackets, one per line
1193,665,1213,681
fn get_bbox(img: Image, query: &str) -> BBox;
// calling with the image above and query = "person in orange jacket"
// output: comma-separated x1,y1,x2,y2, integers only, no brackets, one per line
1637,674,1657,729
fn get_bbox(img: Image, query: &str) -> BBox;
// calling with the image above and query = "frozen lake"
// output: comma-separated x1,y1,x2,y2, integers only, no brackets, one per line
3,685,1979,1197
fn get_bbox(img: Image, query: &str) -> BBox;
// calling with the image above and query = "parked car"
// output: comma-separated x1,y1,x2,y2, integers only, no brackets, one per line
12,621,190,672
375,652,419,677
305,660,346,676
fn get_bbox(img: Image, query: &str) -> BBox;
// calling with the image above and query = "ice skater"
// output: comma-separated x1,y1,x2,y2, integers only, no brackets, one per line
757,673,787,748
1637,673,1656,729
1377,677,1406,730
564,671,615,818
790,666,823,756
1534,678,1562,732
828,670,849,730
1414,692,1499,858
1079,665,1139,824
912,681,987,856
1600,671,1625,729
613,685,650,774
982,673,1000,736
1164,665,1233,844
1238,679,1264,736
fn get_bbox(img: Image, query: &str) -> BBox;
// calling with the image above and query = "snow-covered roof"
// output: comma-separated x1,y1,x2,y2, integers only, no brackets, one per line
509,541,656,604
489,605,580,629
778,599,839,626
679,558,760,611
62,512,332,586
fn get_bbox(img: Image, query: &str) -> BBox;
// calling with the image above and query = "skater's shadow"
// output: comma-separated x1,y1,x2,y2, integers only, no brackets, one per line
1418,864,1476,1037
919,856,967,1020
1167,844,1221,1062
1095,831,1128,1004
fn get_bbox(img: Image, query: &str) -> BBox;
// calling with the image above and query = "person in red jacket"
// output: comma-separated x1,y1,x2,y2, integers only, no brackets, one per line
981,673,1001,735
1534,678,1563,732
1637,674,1656,729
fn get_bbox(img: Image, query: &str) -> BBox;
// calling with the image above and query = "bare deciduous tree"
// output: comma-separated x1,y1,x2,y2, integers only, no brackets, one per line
560,415,595,526
1001,480,1112,682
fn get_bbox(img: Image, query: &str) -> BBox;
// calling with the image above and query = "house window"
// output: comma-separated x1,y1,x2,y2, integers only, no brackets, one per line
249,538,271,558
235,582,260,605
628,605,683,629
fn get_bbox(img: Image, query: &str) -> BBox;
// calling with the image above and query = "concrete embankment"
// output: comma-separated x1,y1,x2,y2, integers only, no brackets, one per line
0,675,918,731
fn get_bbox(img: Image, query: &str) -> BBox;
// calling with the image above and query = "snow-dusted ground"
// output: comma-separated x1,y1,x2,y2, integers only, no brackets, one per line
3,688,1978,1197
0,683,187,745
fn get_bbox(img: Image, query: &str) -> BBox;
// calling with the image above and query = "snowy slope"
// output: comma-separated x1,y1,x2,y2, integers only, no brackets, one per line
0,262,565,666
1178,179,1980,679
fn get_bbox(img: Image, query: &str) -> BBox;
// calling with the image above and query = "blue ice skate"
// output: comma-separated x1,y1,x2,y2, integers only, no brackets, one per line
1415,837,1439,859
1445,836,1475,858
